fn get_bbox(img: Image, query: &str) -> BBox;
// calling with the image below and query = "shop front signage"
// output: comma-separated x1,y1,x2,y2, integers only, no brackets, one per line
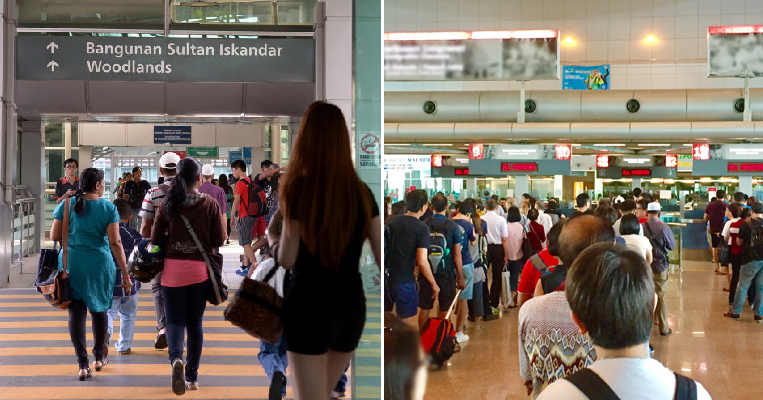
17,36,315,82
384,155,432,172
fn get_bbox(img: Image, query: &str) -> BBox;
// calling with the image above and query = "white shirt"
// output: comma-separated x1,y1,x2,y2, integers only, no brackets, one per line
251,258,286,297
622,234,653,260
537,358,711,400
538,210,554,236
482,210,509,245
721,218,740,245
613,218,644,237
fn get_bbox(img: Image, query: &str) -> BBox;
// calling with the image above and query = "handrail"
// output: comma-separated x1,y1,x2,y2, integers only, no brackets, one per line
666,222,687,227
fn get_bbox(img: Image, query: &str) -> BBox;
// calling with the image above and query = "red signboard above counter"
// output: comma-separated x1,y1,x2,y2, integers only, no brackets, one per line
454,168,470,176
501,162,538,172
621,168,652,177
728,163,763,172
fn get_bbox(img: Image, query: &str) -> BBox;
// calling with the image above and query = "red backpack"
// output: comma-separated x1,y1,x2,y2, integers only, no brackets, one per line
242,178,269,217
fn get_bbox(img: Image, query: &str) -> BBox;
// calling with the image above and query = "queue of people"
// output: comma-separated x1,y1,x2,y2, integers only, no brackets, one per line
384,188,716,400
47,101,380,400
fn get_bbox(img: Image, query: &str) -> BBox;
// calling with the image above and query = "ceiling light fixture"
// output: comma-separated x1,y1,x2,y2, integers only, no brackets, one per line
421,143,453,146
637,144,670,147
593,144,626,147
646,35,655,43
565,37,574,44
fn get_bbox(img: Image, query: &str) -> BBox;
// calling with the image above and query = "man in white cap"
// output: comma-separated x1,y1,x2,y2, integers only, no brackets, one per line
642,201,676,337
138,151,180,350
199,164,228,251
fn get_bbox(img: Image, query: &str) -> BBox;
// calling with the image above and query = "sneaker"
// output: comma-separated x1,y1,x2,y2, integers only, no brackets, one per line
185,381,199,391
118,348,131,355
723,312,741,320
171,359,186,395
491,307,500,316
483,313,499,321
330,390,346,399
455,331,470,343
269,371,286,400
154,332,168,350
755,316,763,323
235,267,250,277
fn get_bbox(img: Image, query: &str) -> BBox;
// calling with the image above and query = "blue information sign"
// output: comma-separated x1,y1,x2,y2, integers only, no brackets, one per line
562,65,610,90
154,126,192,144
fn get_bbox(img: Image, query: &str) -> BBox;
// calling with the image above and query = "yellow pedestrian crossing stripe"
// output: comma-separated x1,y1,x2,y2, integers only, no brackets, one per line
0,287,381,399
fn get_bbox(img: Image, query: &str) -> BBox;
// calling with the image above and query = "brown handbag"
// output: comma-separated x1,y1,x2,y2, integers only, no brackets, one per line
224,265,284,344
35,198,72,309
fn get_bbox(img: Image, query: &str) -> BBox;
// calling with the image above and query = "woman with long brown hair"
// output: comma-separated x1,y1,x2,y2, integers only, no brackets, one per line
278,101,382,400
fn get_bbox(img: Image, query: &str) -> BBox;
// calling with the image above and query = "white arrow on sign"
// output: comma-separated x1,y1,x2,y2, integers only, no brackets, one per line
46,42,59,53
47,61,59,72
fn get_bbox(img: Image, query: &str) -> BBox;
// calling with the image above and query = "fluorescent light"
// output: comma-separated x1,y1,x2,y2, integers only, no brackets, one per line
385,143,410,146
637,144,670,147
384,29,559,41
422,143,453,146
682,144,693,147
571,144,581,147
593,144,625,147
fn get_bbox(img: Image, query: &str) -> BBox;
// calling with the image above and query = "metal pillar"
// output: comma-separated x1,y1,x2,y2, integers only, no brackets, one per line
515,175,530,198
0,0,18,286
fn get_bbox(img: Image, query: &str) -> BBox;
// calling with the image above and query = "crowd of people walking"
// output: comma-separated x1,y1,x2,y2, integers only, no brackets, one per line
47,101,380,400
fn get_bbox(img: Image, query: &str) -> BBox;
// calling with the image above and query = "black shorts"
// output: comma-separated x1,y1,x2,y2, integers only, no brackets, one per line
418,272,456,312
710,232,721,248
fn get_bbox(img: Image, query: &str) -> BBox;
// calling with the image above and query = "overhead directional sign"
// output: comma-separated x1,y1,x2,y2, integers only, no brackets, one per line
17,36,315,83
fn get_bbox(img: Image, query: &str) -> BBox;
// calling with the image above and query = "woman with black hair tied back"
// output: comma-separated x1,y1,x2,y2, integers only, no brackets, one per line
50,167,132,381
150,157,226,395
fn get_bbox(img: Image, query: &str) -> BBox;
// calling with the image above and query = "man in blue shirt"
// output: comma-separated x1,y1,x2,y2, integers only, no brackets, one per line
418,193,465,328
452,201,477,343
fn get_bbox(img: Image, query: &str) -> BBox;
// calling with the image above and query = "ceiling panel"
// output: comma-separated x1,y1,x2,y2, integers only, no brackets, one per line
88,81,165,115
16,80,87,116
167,82,244,115
244,82,315,117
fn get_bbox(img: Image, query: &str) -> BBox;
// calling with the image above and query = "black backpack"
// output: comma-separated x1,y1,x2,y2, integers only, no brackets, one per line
427,220,449,275
565,368,697,400
748,219,763,261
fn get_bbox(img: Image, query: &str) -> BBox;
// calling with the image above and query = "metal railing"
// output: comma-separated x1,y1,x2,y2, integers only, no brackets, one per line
11,198,39,264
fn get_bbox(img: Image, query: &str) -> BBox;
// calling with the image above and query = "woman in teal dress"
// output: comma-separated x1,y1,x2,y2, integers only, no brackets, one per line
51,168,132,381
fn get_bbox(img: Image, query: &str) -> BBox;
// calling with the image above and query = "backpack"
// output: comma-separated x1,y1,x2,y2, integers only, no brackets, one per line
748,219,763,261
643,222,669,271
427,221,449,275
242,178,268,217
478,234,489,268
565,368,698,400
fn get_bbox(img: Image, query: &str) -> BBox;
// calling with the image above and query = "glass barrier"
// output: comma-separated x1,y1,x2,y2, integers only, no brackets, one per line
172,0,315,26
19,0,165,29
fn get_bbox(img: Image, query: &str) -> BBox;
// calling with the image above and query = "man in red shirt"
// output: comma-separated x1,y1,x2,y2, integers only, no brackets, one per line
230,160,258,275
636,199,650,224
704,190,728,273
517,222,563,308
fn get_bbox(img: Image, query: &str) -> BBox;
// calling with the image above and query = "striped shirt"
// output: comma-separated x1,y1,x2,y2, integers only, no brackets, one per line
138,177,175,220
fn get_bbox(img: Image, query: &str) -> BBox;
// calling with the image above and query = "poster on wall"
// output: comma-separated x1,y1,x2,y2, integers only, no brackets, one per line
383,155,432,171
708,25,763,77
562,65,610,90
384,30,560,81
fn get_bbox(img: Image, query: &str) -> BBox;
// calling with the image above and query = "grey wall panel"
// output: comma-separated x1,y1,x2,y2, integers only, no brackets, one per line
690,121,754,139
16,80,86,115
686,89,742,122
512,122,571,140
526,90,581,123
167,82,243,115
629,122,691,137
244,82,314,116
478,91,520,122
469,159,571,176
632,90,688,122
88,81,164,114
569,122,629,139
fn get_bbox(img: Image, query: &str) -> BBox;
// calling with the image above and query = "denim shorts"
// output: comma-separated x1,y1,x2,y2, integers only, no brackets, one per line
458,263,475,300
387,282,418,319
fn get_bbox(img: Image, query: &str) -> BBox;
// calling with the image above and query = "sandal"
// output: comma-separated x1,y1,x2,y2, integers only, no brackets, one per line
93,359,109,372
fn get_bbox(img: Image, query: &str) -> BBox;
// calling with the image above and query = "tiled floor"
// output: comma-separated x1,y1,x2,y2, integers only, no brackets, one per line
0,242,381,400
425,261,763,400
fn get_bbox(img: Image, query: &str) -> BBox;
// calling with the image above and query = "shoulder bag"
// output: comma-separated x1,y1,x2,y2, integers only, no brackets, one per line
179,214,228,305
565,367,697,400
35,198,72,309
224,264,285,344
